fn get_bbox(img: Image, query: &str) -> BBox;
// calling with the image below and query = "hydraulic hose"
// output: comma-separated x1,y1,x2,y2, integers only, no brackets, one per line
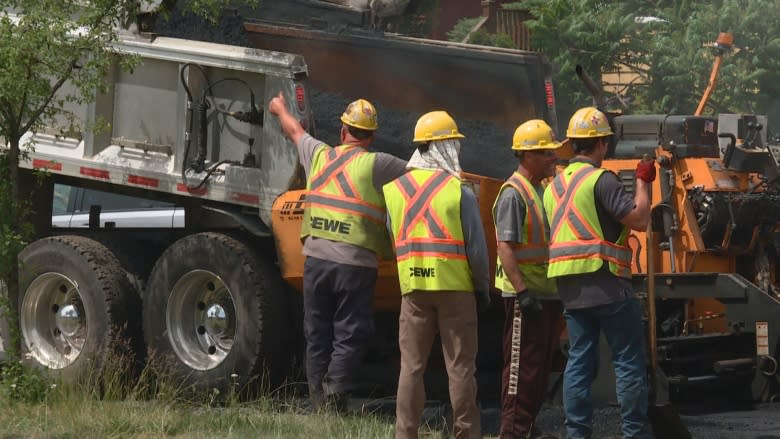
178,64,259,190
192,97,210,173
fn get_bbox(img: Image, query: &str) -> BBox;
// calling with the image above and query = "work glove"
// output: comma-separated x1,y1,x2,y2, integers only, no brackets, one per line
476,290,492,313
516,289,542,320
635,159,656,183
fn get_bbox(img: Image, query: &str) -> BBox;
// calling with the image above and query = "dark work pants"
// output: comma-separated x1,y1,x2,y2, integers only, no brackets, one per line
500,297,565,438
303,256,377,400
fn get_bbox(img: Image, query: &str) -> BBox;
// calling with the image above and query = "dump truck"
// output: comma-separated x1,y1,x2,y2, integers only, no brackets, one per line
0,9,559,399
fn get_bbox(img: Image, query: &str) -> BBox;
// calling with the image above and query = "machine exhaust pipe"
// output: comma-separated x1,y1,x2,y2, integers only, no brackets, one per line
713,358,755,375
575,64,607,109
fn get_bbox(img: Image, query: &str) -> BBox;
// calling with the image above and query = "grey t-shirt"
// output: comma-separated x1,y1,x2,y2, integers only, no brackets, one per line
493,183,548,297
297,133,407,267
461,185,491,296
493,183,547,242
554,158,636,309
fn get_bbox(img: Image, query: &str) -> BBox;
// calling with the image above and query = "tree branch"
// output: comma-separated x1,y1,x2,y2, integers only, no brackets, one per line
16,62,33,133
0,101,16,142
20,57,80,135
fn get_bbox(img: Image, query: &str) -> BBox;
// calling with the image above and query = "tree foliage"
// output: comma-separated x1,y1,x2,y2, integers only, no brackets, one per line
0,0,136,357
513,0,780,128
447,16,482,42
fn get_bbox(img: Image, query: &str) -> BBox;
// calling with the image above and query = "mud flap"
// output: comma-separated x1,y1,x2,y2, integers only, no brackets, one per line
649,403,691,439
649,368,691,439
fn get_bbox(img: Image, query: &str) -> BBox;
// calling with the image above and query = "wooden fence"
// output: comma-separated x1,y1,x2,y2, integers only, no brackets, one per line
496,8,533,51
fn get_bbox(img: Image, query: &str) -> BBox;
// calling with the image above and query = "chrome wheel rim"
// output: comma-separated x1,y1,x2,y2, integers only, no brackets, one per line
166,270,236,371
20,273,86,369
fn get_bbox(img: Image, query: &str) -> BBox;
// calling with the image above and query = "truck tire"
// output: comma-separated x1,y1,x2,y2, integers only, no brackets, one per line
143,232,289,396
17,236,141,386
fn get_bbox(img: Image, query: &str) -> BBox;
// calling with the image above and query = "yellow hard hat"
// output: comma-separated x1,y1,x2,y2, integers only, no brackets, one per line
512,119,562,150
413,111,465,143
341,99,378,131
566,107,613,138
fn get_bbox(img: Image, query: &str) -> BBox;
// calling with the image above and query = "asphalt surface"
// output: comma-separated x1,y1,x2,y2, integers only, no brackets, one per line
353,397,780,438
530,401,780,439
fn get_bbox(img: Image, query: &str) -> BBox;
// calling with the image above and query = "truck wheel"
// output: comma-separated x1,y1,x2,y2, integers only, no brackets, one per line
143,232,289,396
18,236,140,385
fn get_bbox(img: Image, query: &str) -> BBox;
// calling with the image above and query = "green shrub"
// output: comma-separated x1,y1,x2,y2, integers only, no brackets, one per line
397,0,439,37
468,30,515,48
446,16,482,42
0,360,52,403
448,17,516,49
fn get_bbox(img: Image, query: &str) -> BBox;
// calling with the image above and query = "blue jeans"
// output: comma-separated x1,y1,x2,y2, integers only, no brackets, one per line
563,298,652,439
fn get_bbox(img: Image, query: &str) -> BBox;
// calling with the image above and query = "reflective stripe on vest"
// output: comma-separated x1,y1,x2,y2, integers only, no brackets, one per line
504,173,548,263
384,169,474,294
493,172,556,295
301,145,389,255
545,162,632,278
305,193,385,223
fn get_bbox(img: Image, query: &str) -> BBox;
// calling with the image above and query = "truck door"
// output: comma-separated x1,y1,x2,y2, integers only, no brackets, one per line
51,183,77,228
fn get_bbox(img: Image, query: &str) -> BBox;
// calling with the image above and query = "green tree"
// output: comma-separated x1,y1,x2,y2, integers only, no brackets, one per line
513,0,780,126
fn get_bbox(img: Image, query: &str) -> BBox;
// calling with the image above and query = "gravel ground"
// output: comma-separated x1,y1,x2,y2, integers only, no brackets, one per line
526,402,780,439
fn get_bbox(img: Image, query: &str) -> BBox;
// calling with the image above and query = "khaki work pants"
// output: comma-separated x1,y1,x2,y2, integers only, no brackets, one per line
395,291,481,439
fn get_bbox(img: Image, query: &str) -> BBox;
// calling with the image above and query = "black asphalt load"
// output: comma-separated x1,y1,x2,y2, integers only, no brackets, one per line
153,7,518,180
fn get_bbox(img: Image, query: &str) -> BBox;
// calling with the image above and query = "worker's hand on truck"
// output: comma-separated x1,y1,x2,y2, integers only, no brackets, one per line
516,289,542,319
268,92,287,116
635,158,657,183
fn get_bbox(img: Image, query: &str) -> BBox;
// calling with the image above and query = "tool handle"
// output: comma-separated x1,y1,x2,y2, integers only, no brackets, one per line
646,223,658,372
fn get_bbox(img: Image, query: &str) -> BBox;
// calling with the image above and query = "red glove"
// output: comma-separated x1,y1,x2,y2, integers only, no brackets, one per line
635,160,656,183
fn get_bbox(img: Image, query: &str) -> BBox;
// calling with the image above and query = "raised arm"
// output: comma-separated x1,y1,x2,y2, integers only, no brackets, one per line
268,92,306,146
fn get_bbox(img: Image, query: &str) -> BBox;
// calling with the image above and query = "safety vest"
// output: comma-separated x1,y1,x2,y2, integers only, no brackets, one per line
543,161,632,278
301,144,389,255
493,172,557,295
384,169,474,294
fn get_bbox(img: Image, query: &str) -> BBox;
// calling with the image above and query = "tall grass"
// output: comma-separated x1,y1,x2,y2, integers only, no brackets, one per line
0,396,404,438
0,347,448,438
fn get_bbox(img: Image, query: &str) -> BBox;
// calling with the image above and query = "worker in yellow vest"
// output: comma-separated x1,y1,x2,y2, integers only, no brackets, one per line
269,93,407,412
494,119,565,439
543,107,656,439
384,111,490,439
